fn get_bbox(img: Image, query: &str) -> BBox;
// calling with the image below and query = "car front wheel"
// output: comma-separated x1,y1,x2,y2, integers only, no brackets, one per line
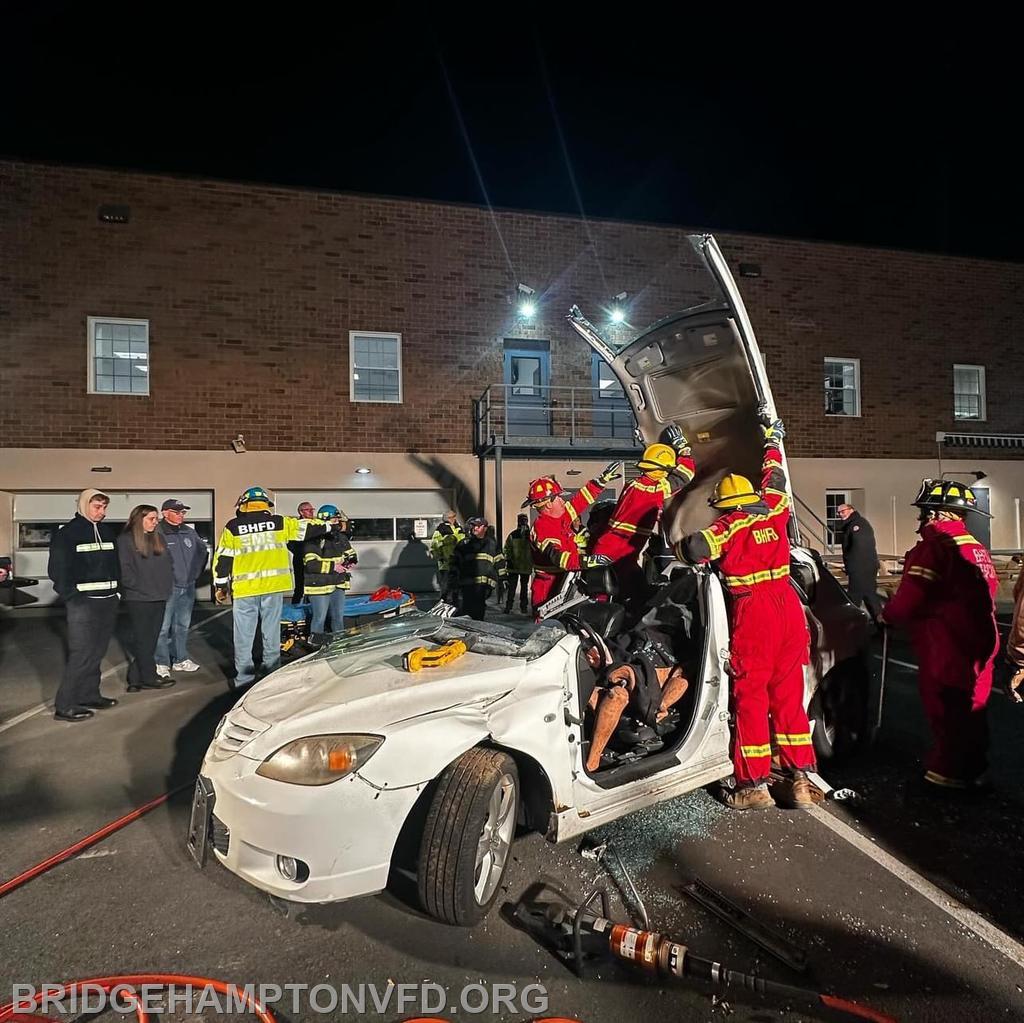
417,748,519,926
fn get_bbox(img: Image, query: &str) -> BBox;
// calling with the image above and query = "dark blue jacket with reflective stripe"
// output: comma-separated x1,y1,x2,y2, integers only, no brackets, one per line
47,514,120,600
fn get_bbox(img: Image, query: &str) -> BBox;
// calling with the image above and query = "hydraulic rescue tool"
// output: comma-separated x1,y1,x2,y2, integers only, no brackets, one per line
509,889,896,1023
403,639,468,672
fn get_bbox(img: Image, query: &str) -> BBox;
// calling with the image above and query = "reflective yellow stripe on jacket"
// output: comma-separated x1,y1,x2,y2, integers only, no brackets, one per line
215,515,310,599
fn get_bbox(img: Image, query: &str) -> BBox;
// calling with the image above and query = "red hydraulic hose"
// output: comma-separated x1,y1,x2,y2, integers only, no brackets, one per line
0,975,276,1023
0,782,193,900
820,994,899,1023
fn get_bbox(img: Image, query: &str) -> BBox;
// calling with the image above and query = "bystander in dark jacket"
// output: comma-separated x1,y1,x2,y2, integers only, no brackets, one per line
47,488,121,720
117,505,175,693
155,499,208,674
838,504,881,618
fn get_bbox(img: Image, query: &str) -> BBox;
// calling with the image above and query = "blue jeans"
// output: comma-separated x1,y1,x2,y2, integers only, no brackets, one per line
232,591,285,687
156,585,197,666
310,589,347,635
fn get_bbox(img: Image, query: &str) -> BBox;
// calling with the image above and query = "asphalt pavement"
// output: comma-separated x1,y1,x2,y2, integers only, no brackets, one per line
2,604,1023,1022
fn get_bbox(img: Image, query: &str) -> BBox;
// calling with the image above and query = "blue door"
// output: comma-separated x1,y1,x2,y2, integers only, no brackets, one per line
503,342,551,436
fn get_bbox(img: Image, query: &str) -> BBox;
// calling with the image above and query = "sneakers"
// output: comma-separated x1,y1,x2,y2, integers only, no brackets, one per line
773,770,815,810
721,784,774,811
156,664,172,679
172,659,201,672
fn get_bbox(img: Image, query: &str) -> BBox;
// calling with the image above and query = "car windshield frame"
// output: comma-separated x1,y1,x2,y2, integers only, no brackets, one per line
312,610,568,677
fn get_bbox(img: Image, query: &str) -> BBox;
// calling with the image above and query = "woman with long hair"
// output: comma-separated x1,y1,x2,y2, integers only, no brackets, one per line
117,505,175,692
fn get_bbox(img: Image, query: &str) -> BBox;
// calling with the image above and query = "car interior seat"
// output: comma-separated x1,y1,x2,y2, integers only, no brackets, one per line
578,564,618,599
573,599,626,640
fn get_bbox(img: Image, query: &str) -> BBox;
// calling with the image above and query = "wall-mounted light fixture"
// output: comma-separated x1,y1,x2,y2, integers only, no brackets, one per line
516,283,536,319
609,291,627,323
230,434,247,454
91,466,113,473
355,466,372,475
738,263,761,278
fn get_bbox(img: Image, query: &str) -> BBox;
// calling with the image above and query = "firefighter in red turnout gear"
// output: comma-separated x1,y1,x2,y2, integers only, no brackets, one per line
675,418,815,811
881,479,999,791
593,424,695,607
526,462,623,616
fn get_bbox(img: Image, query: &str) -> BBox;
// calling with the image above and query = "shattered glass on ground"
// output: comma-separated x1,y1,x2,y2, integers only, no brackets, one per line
583,789,726,917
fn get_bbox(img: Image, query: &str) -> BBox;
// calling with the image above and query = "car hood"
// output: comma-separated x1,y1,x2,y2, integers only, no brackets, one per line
569,234,792,546
237,645,527,735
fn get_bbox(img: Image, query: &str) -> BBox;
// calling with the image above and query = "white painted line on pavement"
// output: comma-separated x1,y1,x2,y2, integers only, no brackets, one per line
0,704,48,735
810,804,1024,972
0,607,232,735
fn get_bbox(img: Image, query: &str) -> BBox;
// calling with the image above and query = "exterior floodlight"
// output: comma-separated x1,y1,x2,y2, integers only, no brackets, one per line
610,291,627,323
355,466,372,475
517,283,536,318
610,307,625,323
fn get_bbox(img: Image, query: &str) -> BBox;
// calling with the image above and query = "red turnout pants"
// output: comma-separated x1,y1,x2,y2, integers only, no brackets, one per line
914,628,995,785
728,581,814,786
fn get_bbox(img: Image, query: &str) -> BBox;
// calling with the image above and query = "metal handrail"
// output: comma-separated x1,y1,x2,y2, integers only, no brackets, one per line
792,493,836,553
474,384,636,447
795,513,832,555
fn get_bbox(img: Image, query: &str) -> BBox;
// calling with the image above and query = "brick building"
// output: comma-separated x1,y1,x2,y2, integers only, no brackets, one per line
2,159,1023,600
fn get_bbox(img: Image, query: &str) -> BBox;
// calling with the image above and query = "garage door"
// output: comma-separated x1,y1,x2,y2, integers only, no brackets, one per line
272,488,452,595
10,490,214,607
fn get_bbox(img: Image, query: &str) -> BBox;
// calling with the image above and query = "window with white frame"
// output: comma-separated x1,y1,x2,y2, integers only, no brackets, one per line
825,489,852,547
88,317,150,395
953,364,986,420
824,357,860,416
350,331,402,403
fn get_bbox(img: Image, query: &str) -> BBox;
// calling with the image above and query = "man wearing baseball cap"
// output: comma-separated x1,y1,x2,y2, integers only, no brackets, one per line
156,498,209,676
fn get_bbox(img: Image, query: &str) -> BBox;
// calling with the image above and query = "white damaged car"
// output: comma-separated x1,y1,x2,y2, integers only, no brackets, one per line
188,235,875,925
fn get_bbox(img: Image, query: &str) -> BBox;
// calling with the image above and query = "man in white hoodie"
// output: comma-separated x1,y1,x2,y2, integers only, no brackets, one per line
47,489,120,721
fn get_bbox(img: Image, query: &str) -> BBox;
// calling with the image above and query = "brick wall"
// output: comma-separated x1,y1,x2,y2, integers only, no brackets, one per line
2,159,1023,458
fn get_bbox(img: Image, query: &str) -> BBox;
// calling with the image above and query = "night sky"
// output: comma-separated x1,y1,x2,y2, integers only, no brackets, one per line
3,9,1019,262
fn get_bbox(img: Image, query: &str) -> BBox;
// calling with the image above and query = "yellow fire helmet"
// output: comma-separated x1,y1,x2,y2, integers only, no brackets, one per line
636,443,678,475
710,473,760,509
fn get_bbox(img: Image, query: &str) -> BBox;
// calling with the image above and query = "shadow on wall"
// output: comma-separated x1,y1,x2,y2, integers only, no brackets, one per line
384,535,434,592
406,453,474,519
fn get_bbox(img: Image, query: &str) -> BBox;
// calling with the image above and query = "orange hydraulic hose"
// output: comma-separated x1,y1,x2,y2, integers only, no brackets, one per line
0,783,193,900
820,994,899,1023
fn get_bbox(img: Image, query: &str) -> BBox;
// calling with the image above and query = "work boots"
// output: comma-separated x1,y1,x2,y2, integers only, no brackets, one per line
773,770,815,810
721,784,774,811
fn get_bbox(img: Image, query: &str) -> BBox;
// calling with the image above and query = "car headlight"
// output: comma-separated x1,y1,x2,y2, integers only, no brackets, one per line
255,734,384,786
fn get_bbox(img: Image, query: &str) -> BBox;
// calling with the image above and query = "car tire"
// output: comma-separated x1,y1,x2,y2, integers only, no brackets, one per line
809,653,873,764
417,747,519,926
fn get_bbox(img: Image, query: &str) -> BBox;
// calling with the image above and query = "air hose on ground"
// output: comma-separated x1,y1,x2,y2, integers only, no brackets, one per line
0,782,193,900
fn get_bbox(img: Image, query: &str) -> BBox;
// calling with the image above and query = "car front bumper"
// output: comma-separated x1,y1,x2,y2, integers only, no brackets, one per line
196,750,423,904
